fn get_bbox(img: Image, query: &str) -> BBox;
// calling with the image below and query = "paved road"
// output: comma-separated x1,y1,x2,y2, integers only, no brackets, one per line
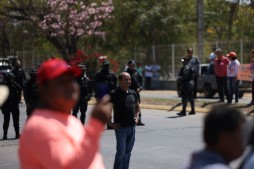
0,103,243,169
140,90,252,104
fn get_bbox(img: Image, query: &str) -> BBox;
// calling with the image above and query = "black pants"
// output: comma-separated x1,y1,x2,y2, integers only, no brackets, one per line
2,104,20,135
72,99,88,125
145,77,152,90
181,84,195,113
216,76,229,102
193,75,198,99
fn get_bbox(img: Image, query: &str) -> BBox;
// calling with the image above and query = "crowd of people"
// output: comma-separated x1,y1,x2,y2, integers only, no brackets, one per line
1,48,254,169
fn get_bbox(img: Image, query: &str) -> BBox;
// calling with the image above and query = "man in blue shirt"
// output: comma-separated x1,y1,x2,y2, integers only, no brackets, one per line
184,105,245,169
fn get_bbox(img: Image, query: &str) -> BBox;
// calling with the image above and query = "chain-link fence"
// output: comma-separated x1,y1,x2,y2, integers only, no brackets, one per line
134,39,254,80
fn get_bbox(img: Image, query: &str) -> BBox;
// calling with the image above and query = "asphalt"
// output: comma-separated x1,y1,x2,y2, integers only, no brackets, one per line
89,90,253,113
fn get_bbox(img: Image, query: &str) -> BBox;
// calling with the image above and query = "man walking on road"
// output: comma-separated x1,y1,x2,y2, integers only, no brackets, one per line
109,72,140,169
214,48,230,103
19,58,112,169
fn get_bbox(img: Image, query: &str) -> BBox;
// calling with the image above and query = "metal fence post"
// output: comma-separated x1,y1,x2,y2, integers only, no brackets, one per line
240,39,243,63
152,45,155,62
172,43,175,79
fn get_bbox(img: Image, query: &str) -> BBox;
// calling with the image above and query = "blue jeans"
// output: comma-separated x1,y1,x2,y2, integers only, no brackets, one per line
113,126,135,169
228,77,239,103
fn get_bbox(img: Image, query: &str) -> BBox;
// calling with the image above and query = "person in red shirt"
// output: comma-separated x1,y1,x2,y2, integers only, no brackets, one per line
19,58,112,169
214,48,230,103
248,49,254,105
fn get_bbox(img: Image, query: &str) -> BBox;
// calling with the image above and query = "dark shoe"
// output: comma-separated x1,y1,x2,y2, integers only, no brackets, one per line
219,100,224,103
15,133,20,139
189,111,196,115
177,111,186,116
3,136,7,140
137,121,145,126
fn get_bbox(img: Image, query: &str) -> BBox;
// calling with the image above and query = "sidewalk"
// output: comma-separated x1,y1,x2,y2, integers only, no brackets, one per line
88,90,252,114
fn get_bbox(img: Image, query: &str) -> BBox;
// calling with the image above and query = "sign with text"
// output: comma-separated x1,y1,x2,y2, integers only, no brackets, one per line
237,64,254,81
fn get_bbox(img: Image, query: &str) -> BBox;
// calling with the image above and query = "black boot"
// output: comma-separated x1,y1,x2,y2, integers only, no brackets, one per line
3,130,7,140
177,111,186,116
189,110,196,115
15,129,20,139
137,119,145,126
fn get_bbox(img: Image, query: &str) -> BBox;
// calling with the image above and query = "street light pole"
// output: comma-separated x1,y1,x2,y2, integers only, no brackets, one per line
197,0,204,63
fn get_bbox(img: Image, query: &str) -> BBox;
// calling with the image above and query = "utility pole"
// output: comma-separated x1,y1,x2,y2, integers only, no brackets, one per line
197,0,204,63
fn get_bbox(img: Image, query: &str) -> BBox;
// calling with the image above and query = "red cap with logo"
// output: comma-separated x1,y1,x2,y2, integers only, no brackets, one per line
37,58,81,84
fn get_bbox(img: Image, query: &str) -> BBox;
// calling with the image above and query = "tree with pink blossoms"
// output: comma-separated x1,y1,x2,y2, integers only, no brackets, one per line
0,0,113,60
38,0,114,60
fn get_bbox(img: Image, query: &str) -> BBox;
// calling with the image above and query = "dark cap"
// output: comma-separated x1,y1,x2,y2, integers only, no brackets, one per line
103,60,110,65
128,60,135,65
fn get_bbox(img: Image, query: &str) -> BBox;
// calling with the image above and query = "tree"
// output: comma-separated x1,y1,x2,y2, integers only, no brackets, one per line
0,0,114,60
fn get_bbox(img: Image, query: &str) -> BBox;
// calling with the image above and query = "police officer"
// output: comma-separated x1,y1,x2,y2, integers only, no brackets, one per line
24,69,40,118
187,48,200,99
94,60,117,99
72,65,93,124
12,60,26,103
126,60,145,126
94,60,117,129
1,72,22,140
177,57,195,116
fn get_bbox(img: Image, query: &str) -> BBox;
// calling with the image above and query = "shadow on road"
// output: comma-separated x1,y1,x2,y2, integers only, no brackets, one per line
201,101,224,108
168,103,182,112
166,115,186,119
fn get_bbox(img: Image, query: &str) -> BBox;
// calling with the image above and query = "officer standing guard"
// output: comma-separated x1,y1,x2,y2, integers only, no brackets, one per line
177,57,195,116
186,48,200,99
72,65,93,124
94,60,117,129
24,69,40,118
1,72,22,140
126,60,145,126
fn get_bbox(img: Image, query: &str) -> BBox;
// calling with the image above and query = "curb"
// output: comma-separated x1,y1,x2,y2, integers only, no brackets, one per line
88,100,209,113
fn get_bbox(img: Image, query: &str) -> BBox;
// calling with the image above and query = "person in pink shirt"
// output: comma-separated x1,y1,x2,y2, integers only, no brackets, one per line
19,58,112,169
214,48,230,103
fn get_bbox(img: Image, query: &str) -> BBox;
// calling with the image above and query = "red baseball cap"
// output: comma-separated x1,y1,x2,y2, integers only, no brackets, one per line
37,58,81,84
228,52,237,58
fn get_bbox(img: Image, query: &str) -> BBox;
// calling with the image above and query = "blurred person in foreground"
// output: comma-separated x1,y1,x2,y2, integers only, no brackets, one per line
108,72,140,169
184,105,245,169
19,58,112,169
239,121,254,169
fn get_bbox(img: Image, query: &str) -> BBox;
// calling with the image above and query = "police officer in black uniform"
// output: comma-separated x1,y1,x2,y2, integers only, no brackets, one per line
94,60,117,129
94,60,117,99
177,57,196,116
72,65,93,124
1,72,22,140
24,69,40,118
12,60,26,103
126,60,145,126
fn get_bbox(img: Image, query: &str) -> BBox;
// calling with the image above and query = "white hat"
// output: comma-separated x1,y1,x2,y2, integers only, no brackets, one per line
0,85,9,106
